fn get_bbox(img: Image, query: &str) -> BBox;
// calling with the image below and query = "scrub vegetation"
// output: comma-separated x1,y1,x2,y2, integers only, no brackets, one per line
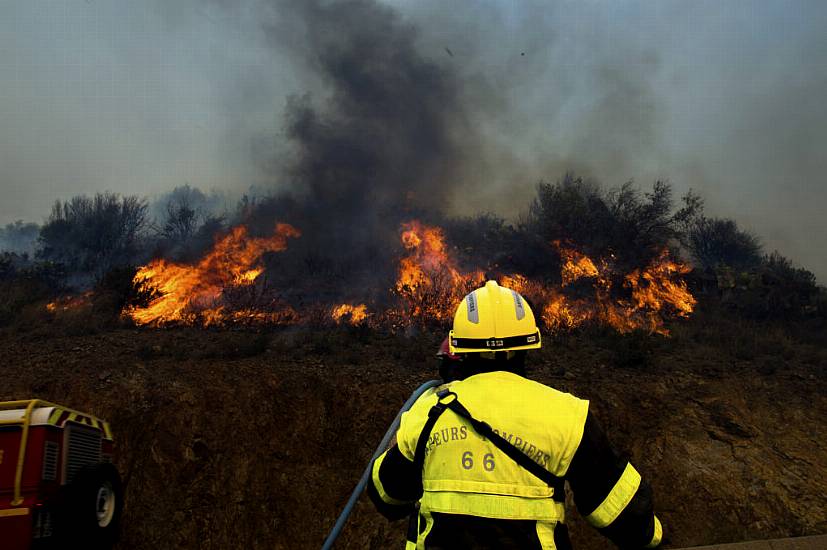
1,176,823,330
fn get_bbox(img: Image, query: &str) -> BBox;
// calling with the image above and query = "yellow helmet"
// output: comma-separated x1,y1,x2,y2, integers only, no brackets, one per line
449,280,542,354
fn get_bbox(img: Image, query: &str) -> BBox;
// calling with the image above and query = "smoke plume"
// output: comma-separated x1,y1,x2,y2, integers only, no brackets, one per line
241,0,484,295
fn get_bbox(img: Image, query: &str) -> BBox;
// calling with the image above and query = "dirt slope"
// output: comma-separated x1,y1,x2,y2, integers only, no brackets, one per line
1,316,825,549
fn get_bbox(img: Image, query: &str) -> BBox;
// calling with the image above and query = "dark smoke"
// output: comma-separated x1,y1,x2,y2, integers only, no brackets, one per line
245,0,476,296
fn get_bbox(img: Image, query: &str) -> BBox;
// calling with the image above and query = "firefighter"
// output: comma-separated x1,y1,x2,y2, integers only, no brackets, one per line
368,280,663,549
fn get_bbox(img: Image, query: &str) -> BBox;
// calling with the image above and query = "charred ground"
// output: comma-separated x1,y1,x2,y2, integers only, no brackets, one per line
1,302,825,549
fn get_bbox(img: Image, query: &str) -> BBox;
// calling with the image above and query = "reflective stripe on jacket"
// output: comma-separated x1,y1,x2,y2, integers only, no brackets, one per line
367,371,663,549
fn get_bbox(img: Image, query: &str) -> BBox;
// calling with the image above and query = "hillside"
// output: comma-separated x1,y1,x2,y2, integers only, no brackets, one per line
1,308,825,549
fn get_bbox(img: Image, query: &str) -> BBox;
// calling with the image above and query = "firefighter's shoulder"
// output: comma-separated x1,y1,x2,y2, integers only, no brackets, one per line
458,371,589,419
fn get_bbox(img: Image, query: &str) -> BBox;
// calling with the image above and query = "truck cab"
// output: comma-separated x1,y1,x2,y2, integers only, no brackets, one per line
0,400,122,549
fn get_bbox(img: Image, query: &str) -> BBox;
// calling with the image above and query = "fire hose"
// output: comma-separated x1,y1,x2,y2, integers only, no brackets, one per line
321,379,442,550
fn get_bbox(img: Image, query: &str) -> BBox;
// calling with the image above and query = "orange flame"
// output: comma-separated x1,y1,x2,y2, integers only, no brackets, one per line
556,242,599,286
497,274,530,294
395,220,484,322
538,245,696,335
331,303,369,325
393,223,694,334
110,216,694,335
126,223,300,326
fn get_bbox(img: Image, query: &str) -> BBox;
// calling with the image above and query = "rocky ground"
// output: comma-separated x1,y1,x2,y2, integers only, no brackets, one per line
1,308,825,549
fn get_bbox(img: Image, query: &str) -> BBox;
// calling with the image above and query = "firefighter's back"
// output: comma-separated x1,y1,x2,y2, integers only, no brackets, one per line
396,370,589,549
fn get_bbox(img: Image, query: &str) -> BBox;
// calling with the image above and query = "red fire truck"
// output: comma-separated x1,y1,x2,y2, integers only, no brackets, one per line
0,400,122,549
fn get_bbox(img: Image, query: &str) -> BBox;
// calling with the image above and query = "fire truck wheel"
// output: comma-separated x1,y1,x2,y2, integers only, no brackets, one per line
59,462,123,549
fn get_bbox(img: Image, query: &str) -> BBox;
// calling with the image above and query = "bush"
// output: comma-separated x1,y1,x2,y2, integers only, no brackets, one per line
760,252,818,317
684,217,763,271
162,199,199,245
524,174,701,269
37,192,148,278
446,214,554,278
526,174,614,257
95,266,159,315
606,180,679,259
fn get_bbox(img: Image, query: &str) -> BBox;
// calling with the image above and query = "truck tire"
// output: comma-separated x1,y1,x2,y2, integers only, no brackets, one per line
57,462,123,549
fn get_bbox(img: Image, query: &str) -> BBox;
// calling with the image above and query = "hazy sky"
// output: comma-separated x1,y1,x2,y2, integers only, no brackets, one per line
1,0,825,280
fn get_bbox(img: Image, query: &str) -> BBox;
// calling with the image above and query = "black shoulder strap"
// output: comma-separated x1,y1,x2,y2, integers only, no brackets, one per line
414,389,565,494
413,397,449,471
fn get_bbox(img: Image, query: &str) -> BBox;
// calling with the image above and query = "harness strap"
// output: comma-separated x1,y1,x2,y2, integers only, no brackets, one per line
413,398,449,471
415,389,565,501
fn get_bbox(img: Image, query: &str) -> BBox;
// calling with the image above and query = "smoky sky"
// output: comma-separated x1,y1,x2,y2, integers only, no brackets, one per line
1,0,826,281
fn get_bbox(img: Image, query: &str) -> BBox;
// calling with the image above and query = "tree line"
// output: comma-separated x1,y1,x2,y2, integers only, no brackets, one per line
0,176,823,324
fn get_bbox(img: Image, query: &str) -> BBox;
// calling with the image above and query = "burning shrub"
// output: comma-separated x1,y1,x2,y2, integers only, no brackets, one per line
523,246,694,336
95,266,161,315
125,223,301,326
331,304,369,325
394,220,484,325
152,185,229,265
388,219,695,335
114,211,699,336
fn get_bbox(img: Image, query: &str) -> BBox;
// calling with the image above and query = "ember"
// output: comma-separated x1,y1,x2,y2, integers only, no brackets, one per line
46,291,94,314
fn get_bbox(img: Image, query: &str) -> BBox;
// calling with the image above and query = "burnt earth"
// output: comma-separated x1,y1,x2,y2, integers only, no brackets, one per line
1,314,825,549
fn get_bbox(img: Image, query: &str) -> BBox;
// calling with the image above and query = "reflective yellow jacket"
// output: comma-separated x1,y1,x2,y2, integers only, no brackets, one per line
368,371,663,549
